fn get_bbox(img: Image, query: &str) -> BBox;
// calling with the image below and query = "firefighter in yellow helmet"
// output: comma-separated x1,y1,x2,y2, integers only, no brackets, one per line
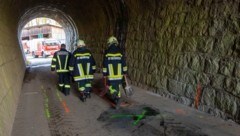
69,39,96,102
103,36,128,105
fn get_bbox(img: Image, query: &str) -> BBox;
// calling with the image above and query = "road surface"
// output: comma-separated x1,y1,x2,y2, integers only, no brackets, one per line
11,66,240,136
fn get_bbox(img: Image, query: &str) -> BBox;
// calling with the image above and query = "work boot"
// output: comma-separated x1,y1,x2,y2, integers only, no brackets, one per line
112,92,120,104
66,90,70,96
80,92,86,102
88,89,92,98
62,89,67,96
112,92,118,100
85,88,92,98
63,89,68,96
85,91,91,98
114,97,121,110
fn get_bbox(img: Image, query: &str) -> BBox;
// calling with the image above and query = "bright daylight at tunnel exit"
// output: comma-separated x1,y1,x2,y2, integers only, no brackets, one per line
0,0,240,136
20,18,66,67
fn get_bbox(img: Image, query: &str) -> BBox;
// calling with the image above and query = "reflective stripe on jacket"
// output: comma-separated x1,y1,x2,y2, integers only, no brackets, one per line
103,44,127,81
69,47,96,81
51,49,72,73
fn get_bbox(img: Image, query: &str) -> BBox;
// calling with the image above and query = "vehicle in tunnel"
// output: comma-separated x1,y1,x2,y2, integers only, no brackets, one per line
28,38,61,58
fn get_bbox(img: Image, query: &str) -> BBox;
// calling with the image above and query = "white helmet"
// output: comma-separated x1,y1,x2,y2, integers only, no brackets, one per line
107,36,118,45
77,39,86,47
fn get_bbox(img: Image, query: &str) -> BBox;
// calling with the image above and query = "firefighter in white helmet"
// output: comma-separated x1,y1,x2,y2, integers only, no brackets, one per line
69,39,96,102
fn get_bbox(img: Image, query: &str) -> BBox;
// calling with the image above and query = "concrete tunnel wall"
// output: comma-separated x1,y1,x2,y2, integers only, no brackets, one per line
0,0,240,135
0,2,26,135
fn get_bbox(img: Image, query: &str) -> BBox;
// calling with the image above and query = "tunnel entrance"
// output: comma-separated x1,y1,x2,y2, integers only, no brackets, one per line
20,17,66,67
18,5,78,66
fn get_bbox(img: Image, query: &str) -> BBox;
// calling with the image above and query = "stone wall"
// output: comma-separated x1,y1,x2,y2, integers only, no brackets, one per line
125,0,240,122
83,35,108,70
72,0,125,69
0,5,25,136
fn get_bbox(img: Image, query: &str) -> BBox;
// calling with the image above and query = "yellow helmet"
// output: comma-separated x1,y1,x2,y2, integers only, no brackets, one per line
107,36,118,45
77,39,85,47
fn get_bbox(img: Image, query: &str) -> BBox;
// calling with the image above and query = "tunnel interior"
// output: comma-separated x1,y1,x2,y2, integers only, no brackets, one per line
0,0,240,135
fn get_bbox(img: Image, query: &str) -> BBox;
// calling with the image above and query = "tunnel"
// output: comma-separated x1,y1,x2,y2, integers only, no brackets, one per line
0,0,240,135
18,5,79,54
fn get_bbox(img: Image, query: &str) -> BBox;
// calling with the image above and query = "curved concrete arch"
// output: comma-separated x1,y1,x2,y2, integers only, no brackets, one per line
18,4,79,63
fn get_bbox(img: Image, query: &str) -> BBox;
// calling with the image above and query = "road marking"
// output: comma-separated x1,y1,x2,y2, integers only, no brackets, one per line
56,89,70,114
133,110,146,125
62,101,70,113
111,110,147,126
175,108,187,115
41,86,51,119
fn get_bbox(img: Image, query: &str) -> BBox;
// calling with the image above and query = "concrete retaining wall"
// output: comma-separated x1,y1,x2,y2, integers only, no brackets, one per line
0,6,25,136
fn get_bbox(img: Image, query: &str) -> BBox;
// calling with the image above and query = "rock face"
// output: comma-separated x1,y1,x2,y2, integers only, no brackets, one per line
124,0,240,123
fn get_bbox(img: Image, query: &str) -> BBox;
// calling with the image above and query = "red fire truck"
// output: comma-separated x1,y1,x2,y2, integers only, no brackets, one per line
28,38,61,58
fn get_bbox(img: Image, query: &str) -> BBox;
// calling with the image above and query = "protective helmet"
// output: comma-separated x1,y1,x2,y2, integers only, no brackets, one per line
107,36,118,45
77,39,86,47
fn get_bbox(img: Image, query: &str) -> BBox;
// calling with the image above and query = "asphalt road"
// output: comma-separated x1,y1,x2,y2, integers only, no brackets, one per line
11,66,240,136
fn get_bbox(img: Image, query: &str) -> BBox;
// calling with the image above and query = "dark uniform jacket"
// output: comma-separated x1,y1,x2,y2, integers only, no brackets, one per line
51,48,71,73
103,44,127,82
69,47,96,81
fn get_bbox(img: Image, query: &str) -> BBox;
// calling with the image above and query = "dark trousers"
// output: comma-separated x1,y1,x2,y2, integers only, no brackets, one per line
58,72,70,94
108,80,122,97
77,79,92,93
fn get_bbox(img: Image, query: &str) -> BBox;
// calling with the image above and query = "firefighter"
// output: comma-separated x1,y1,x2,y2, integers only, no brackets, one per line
51,44,72,96
103,36,128,104
69,39,96,102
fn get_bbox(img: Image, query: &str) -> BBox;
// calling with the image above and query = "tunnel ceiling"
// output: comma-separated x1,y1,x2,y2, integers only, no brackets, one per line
15,0,127,36
15,0,129,50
